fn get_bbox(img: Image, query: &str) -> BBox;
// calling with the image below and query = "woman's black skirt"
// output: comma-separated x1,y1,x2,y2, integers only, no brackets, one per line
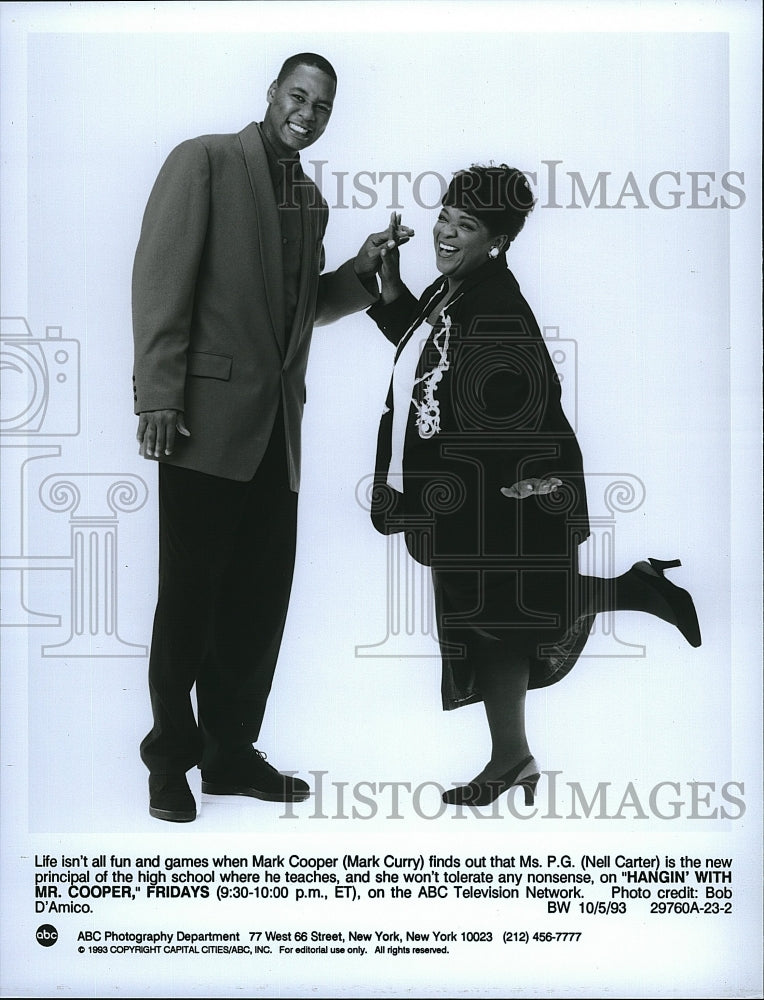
431,553,594,711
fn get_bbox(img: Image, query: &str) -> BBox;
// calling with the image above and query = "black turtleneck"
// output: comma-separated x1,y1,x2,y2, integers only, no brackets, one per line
257,123,303,339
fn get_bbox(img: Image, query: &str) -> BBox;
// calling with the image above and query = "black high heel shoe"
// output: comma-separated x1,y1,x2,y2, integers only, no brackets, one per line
630,558,702,648
442,754,540,807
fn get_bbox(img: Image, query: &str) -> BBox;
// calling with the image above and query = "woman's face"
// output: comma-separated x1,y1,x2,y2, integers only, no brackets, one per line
433,205,498,279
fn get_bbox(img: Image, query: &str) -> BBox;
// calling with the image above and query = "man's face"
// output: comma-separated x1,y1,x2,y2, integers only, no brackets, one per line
262,64,335,156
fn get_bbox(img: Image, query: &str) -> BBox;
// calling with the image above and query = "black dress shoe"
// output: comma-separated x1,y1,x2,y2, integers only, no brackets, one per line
629,558,702,648
442,755,540,807
201,748,310,803
149,773,196,822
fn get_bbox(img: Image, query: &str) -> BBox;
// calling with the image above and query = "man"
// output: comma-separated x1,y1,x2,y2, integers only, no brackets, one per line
132,53,410,822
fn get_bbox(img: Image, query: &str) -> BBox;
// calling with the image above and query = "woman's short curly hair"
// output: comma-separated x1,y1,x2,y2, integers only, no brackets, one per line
443,164,536,244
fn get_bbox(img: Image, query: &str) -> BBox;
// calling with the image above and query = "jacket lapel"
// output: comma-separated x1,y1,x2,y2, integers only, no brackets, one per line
405,259,510,359
284,168,319,365
393,278,448,364
447,257,509,303
237,123,286,356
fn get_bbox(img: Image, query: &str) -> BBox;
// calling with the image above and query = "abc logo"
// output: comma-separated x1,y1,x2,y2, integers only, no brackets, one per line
36,924,58,947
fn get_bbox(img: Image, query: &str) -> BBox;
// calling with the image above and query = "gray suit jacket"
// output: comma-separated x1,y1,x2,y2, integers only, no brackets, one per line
132,121,375,486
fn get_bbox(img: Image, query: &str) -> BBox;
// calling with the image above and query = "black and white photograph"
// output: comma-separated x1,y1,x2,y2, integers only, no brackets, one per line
1,1,761,997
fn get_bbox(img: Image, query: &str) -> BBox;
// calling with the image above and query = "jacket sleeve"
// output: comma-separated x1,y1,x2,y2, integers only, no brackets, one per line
314,257,379,327
131,139,211,414
366,286,421,346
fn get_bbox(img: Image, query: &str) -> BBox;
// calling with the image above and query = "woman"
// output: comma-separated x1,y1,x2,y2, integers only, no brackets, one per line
366,164,701,807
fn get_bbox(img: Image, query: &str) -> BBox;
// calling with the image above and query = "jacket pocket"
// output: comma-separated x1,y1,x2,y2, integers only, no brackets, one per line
187,351,232,380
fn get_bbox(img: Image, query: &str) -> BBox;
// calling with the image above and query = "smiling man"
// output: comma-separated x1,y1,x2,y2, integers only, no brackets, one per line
262,54,335,153
131,53,408,823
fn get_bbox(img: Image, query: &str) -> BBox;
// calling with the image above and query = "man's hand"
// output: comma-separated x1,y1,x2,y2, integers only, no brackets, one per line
354,211,414,279
501,477,562,499
137,410,190,458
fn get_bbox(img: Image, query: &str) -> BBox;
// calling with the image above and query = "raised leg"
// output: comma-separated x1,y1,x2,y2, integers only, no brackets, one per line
578,558,701,647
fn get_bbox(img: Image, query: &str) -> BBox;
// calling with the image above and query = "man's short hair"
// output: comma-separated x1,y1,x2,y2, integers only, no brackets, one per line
277,53,337,87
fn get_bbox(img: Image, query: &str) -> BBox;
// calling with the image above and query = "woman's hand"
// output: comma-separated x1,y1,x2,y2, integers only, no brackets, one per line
379,212,408,303
501,477,562,499
354,210,413,289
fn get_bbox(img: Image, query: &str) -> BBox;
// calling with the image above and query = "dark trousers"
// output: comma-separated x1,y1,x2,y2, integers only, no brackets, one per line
139,417,298,775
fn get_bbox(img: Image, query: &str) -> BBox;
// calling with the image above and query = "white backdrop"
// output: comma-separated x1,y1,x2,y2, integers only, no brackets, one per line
1,2,761,997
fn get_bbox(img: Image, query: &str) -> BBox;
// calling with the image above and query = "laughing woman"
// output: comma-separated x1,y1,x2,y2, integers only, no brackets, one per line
366,165,701,806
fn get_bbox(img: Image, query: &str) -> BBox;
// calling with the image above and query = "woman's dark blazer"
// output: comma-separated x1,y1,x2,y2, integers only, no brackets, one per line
368,257,590,569
368,258,593,704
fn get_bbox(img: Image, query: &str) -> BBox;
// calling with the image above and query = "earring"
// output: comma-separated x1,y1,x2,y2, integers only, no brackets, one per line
488,247,500,259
